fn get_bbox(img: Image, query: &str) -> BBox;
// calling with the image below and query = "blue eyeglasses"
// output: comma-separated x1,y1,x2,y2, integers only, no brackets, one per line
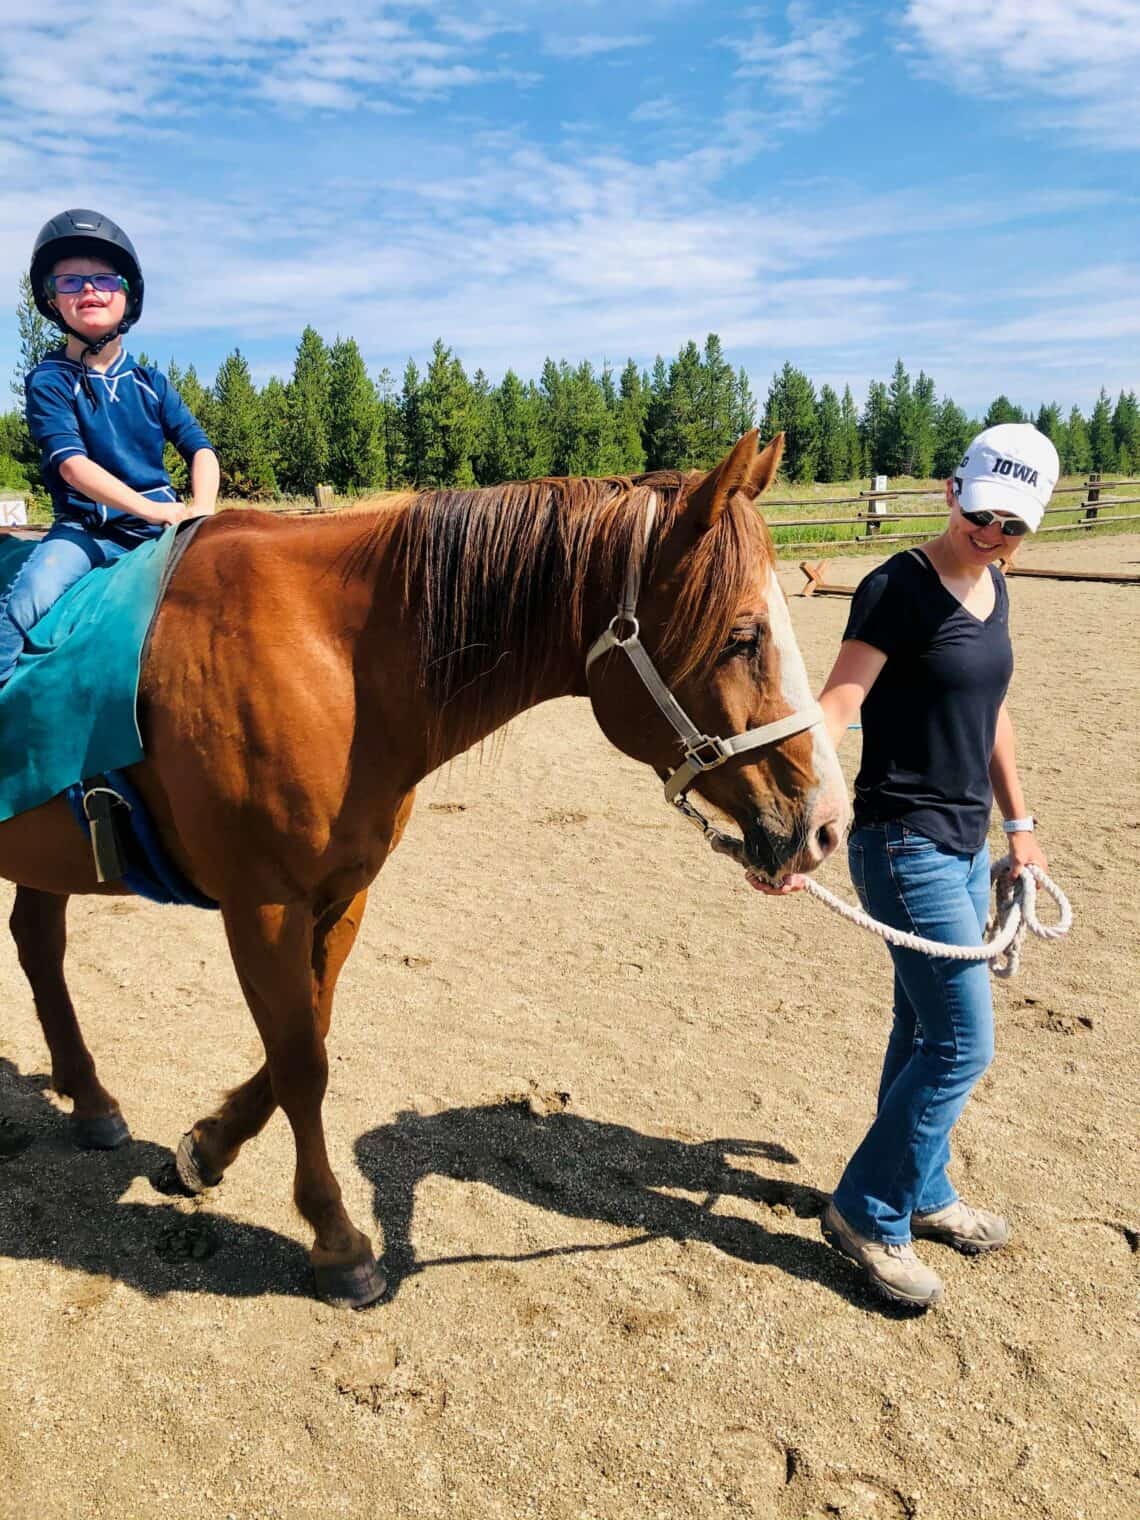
46,273,128,295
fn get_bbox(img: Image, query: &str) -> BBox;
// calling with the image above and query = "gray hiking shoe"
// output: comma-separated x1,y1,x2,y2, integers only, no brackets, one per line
912,1200,1010,1255
821,1201,943,1308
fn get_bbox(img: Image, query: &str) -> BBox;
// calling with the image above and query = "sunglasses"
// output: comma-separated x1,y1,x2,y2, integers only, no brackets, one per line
960,507,1029,538
46,273,128,296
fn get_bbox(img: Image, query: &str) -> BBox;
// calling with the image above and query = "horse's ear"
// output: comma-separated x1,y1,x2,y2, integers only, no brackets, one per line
685,430,760,529
747,432,784,497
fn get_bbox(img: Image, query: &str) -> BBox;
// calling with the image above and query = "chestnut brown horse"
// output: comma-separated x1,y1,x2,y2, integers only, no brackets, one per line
0,430,846,1306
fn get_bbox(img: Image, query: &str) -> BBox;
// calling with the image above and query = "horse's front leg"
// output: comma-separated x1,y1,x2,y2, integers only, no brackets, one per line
9,886,129,1149
218,895,385,1308
176,891,369,1190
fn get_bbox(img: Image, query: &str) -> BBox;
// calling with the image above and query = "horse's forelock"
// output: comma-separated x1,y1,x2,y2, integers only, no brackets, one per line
658,485,775,686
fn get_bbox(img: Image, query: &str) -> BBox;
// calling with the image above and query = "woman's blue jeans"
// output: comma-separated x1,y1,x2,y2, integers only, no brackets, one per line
0,523,128,688
832,821,993,1244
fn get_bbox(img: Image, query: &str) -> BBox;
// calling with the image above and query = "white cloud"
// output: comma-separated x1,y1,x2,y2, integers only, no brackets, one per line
901,0,1140,149
544,33,648,59
629,96,680,123
0,2,502,126
726,2,864,128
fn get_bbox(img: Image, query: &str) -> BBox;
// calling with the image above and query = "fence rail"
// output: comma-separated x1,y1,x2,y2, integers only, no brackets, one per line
764,472,1140,553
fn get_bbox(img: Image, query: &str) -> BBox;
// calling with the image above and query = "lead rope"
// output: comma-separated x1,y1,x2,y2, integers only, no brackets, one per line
797,858,1072,979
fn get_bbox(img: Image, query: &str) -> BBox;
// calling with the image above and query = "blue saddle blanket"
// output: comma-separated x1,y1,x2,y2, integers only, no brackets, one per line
0,527,178,825
0,524,219,910
65,769,217,910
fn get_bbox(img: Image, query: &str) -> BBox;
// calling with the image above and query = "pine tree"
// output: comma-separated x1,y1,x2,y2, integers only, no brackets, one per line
643,356,673,469
763,363,818,483
911,371,936,477
0,404,37,494
327,336,382,492
538,357,568,473
983,395,1027,427
164,361,216,493
563,361,613,475
1034,403,1068,475
696,333,738,466
595,362,625,474
733,367,758,439
260,376,289,487
467,369,494,485
1110,390,1140,475
376,367,403,488
815,385,845,482
485,369,534,482
281,326,330,494
932,397,971,478
211,349,276,499
666,341,705,468
420,339,475,487
1065,406,1091,474
861,380,889,476
12,273,55,400
883,360,933,476
614,359,647,474
1088,388,1116,472
400,359,427,487
839,385,862,479
174,362,214,430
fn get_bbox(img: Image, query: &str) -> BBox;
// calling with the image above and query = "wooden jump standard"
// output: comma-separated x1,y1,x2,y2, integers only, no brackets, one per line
798,559,1140,596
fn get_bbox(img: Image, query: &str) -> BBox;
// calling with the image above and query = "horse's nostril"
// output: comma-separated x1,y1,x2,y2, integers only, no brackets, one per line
815,821,839,857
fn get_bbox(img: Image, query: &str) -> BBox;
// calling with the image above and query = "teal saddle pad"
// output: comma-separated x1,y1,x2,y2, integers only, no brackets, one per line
0,527,180,824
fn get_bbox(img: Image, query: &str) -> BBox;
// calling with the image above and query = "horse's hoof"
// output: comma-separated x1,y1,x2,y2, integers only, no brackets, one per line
313,1256,388,1310
174,1130,224,1194
71,1110,131,1150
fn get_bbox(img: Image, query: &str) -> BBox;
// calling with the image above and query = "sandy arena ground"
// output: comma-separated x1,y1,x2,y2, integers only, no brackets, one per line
1,531,1137,1520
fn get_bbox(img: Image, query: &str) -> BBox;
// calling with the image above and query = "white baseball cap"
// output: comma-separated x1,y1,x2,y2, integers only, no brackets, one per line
954,423,1059,533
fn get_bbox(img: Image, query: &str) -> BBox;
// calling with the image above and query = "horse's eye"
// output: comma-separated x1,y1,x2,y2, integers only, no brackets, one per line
721,624,763,660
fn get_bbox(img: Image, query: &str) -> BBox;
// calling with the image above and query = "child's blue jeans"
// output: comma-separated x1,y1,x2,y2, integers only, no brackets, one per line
831,821,994,1244
0,522,130,688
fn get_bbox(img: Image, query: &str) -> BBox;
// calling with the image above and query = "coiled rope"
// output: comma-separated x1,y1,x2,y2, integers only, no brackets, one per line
800,859,1072,979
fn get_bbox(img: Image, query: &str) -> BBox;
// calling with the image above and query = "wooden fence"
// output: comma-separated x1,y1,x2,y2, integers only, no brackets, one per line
763,473,1140,553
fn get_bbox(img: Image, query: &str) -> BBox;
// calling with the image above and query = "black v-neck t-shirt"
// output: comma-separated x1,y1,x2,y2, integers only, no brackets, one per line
843,548,1013,854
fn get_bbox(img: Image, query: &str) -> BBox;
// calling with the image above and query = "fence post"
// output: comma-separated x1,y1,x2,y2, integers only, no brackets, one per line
313,483,334,512
1083,471,1101,524
865,475,888,536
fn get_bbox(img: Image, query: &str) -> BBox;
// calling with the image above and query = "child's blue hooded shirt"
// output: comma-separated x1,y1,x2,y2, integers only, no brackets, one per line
24,349,214,544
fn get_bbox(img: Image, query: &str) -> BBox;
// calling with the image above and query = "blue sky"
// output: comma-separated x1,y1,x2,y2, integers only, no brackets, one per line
3,0,1138,415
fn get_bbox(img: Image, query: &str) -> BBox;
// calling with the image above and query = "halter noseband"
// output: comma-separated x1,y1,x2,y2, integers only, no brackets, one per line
585,491,824,854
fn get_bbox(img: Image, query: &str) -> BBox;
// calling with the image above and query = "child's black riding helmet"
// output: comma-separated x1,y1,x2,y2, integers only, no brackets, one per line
30,208,144,333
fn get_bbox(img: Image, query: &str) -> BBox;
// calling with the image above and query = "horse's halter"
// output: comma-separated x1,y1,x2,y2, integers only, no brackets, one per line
585,490,825,856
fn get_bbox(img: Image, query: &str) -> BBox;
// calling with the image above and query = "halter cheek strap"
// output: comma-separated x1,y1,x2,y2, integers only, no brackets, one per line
585,492,824,848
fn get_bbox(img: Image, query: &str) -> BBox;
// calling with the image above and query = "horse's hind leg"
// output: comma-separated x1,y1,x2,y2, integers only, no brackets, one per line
9,886,130,1149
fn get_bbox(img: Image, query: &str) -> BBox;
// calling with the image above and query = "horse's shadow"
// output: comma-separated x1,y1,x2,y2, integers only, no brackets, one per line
354,1094,874,1308
0,1058,310,1299
2,1060,893,1313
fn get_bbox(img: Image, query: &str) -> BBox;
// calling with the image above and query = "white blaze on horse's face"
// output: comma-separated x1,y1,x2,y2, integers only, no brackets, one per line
762,564,849,867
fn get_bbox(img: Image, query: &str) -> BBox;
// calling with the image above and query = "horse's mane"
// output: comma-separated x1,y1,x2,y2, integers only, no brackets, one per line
390,471,769,733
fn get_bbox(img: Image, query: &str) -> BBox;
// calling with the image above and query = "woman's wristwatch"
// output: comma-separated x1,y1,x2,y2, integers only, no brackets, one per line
1001,816,1036,834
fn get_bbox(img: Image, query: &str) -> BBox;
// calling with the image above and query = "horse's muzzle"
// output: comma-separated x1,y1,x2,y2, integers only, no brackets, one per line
742,804,842,882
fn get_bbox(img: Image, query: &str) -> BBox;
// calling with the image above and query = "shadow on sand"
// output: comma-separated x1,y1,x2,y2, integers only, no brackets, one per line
0,1057,310,1300
353,1091,890,1311
2,1062,900,1314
